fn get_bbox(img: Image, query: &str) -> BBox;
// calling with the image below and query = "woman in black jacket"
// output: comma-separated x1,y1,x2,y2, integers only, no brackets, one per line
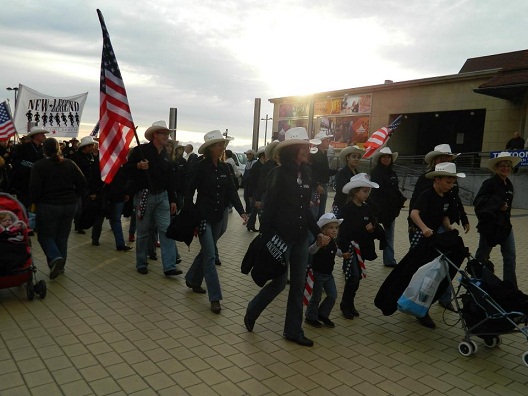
29,138,86,279
332,145,363,215
369,147,406,267
244,127,327,347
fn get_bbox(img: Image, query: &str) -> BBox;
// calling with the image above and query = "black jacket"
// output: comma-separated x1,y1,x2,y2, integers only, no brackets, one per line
332,166,358,210
369,164,406,226
260,161,320,244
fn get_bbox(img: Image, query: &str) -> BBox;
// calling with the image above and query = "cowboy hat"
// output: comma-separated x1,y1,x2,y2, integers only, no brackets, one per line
256,146,266,157
78,136,97,149
342,173,379,193
244,149,256,156
274,127,311,154
144,123,171,142
265,140,280,160
26,126,49,138
373,146,398,163
425,162,466,179
338,145,364,163
424,144,460,165
198,130,229,154
317,213,343,228
487,151,521,170
313,131,334,142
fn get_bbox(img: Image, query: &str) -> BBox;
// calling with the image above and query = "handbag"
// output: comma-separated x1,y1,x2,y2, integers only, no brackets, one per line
397,255,448,318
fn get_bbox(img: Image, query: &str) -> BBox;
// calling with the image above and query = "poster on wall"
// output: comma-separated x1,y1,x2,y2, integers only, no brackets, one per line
13,84,88,138
274,119,309,141
279,102,309,118
314,94,372,116
316,116,370,148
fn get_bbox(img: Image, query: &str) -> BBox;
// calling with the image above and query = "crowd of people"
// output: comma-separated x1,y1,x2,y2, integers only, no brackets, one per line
0,124,524,347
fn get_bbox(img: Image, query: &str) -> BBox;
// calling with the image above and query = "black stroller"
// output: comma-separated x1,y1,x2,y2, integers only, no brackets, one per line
443,253,528,366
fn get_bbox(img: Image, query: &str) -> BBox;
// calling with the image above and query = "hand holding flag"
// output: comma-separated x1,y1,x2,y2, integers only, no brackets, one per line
362,115,402,159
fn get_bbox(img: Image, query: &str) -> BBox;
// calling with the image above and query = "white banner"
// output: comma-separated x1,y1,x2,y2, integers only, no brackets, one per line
13,84,88,138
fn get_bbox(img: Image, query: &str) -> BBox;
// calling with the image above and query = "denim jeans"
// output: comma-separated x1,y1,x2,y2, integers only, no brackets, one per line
109,201,126,248
305,272,337,320
383,220,397,266
475,229,517,289
186,220,223,301
246,236,309,340
36,202,77,265
134,192,176,272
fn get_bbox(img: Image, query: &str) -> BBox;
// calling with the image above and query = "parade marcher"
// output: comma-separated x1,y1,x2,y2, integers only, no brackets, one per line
474,152,520,289
244,127,327,347
185,130,247,313
126,123,181,276
310,132,336,219
29,138,86,279
332,145,363,215
505,131,525,173
242,149,257,213
246,146,266,232
369,147,406,267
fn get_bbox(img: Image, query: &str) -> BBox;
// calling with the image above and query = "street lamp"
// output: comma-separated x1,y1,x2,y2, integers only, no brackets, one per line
261,114,272,145
6,87,19,105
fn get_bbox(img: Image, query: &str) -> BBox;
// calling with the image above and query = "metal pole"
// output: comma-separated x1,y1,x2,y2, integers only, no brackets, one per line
260,114,272,145
169,108,177,141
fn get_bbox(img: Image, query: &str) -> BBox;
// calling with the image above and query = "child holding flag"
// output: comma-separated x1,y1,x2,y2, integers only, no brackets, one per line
338,174,384,319
305,213,350,328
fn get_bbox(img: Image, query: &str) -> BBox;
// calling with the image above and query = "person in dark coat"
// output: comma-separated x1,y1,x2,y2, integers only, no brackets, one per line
244,127,327,347
369,147,406,267
246,147,265,232
474,152,519,289
332,145,363,215
310,132,337,219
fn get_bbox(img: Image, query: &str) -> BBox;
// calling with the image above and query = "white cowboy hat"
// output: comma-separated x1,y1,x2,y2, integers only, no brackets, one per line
317,213,343,228
425,162,466,179
424,144,460,165
256,146,266,157
265,140,280,160
274,127,311,154
342,173,379,193
26,126,49,138
338,145,364,163
198,130,229,154
313,131,334,142
244,149,256,156
78,136,97,149
144,123,171,142
373,146,398,163
487,151,521,170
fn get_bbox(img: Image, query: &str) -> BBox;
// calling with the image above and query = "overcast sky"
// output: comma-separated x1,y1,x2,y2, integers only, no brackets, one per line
1,0,527,149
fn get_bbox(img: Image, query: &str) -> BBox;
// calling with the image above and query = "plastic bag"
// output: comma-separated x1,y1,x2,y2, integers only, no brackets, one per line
397,255,448,318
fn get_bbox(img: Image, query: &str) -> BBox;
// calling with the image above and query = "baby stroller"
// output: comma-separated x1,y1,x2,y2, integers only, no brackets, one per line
0,193,46,300
443,252,528,367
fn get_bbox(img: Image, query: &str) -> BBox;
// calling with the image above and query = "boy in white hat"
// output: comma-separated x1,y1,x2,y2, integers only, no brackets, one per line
305,213,350,328
409,162,466,328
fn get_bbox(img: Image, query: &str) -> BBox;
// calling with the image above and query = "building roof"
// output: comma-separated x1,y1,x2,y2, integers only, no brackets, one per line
459,49,528,73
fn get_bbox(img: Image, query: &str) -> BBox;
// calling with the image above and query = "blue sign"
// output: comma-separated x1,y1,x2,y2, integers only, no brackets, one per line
490,150,528,167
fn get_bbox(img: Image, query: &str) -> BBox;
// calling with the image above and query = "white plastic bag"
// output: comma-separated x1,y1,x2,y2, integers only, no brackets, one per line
397,256,448,318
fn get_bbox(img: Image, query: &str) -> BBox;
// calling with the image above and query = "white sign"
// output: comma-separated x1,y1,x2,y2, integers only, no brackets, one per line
13,84,88,138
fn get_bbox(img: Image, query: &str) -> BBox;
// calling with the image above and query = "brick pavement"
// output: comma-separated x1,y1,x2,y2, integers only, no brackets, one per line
1,194,528,395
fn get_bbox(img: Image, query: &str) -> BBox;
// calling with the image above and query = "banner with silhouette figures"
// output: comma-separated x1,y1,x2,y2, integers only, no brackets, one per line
13,84,88,138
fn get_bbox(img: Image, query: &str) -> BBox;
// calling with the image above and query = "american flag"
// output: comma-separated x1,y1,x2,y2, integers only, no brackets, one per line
362,115,402,159
90,120,100,137
97,9,135,184
0,101,16,140
303,268,314,306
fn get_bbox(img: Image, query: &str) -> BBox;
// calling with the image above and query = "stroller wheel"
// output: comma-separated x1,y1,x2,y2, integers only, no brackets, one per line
35,280,47,299
484,336,500,348
458,341,474,357
470,341,478,354
522,351,528,367
26,280,35,301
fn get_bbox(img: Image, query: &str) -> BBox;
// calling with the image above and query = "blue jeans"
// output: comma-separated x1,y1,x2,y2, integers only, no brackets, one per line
305,272,337,320
186,220,223,301
383,220,397,266
134,192,176,272
36,202,77,265
109,201,126,248
246,236,309,340
475,229,517,289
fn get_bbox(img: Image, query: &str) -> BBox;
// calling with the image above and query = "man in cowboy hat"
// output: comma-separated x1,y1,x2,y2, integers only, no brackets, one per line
246,146,266,232
474,152,521,289
243,149,257,213
11,126,49,209
126,123,181,277
71,136,98,234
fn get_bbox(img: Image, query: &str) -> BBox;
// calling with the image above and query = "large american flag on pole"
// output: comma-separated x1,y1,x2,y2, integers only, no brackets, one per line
97,9,135,184
0,101,16,141
362,115,402,159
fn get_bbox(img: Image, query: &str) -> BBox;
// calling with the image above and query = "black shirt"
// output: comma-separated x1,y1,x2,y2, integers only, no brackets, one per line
412,187,451,232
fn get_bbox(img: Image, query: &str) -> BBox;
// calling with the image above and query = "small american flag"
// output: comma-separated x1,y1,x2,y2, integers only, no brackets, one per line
90,121,100,137
0,101,16,140
362,115,402,159
303,268,314,306
97,9,135,184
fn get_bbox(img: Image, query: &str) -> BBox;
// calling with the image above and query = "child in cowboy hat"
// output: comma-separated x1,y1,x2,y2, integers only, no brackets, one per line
305,213,351,329
337,173,383,319
409,162,465,328
474,152,521,289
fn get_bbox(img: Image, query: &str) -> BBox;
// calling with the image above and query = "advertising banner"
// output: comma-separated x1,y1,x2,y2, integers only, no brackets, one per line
13,84,88,138
490,150,528,167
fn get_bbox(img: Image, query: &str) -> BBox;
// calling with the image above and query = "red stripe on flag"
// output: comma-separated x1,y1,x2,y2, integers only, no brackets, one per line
303,268,314,306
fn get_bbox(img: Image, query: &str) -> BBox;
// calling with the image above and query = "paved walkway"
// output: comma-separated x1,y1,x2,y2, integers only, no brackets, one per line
1,196,528,395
